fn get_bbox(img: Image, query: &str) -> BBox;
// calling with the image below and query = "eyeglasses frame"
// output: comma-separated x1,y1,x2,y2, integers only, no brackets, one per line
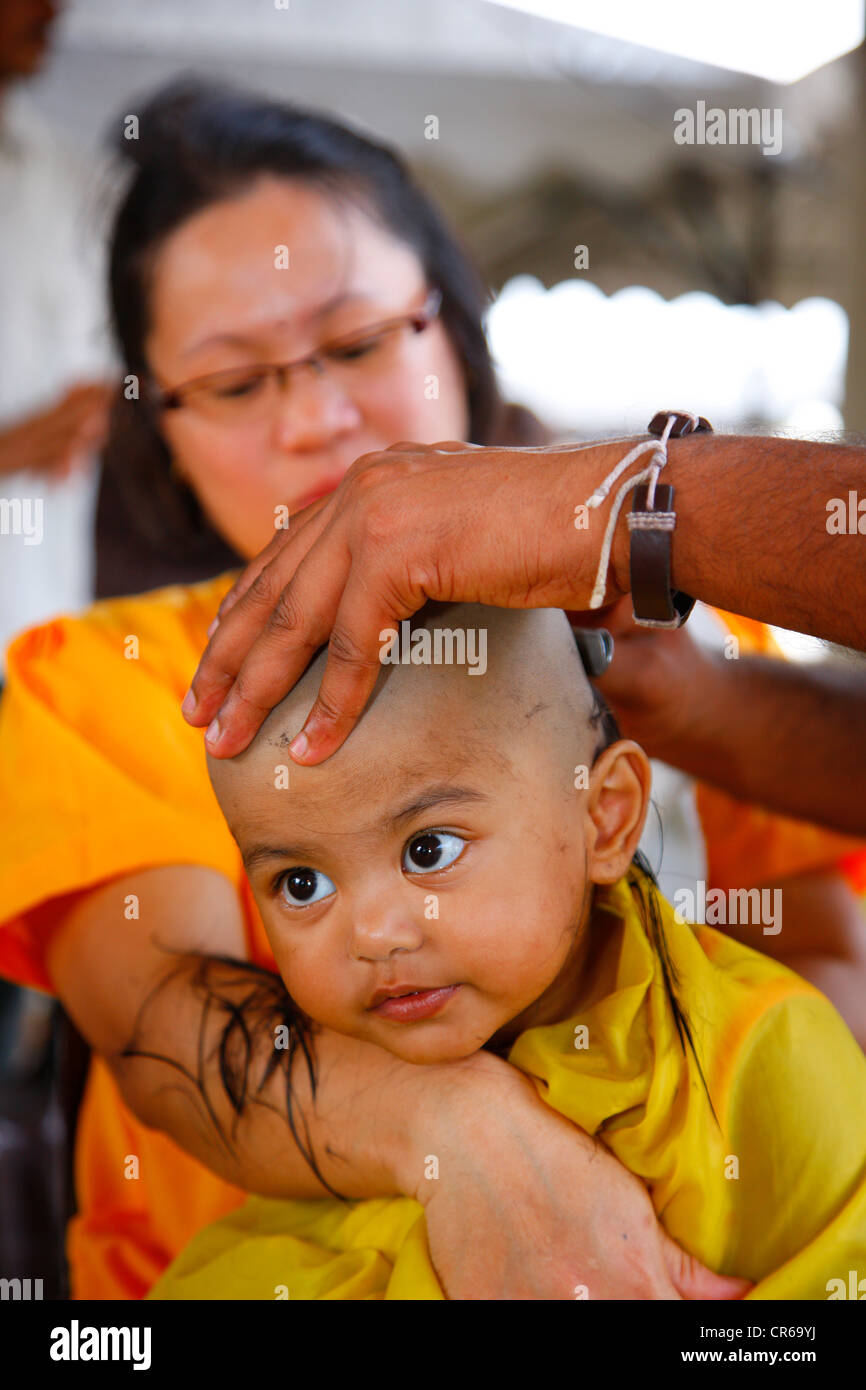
148,286,444,413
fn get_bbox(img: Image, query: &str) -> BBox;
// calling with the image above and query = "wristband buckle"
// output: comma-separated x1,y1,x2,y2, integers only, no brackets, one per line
628,411,712,629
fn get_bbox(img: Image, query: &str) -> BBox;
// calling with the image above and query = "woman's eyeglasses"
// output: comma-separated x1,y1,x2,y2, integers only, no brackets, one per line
150,287,443,423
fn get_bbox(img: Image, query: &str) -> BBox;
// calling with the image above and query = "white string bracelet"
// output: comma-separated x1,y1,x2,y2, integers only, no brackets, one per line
583,427,671,609
582,409,712,621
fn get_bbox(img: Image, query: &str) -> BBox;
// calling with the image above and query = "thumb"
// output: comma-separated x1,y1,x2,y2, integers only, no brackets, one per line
661,1229,752,1301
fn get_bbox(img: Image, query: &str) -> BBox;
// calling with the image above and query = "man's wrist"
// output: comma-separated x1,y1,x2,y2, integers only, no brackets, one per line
595,428,717,612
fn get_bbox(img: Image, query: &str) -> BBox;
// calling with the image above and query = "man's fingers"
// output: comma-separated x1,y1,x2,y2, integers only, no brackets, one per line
215,530,291,624
185,504,335,726
216,495,333,622
661,1229,751,1301
288,572,411,765
203,528,352,757
184,556,305,725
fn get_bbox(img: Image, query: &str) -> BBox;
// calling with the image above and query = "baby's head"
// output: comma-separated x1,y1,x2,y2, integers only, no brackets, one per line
207,604,650,1063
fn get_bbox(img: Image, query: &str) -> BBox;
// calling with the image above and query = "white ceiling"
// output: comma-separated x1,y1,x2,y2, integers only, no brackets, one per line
26,0,859,196
56,0,741,80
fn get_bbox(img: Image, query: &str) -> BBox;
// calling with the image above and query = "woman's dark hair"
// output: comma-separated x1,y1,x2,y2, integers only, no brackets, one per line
103,76,533,561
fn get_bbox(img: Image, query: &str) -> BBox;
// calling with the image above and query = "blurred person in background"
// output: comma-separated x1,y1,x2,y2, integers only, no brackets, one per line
0,0,112,669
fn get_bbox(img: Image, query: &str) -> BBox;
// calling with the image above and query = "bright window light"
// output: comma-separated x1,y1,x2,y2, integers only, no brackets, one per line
484,1,865,84
768,628,829,663
485,277,849,436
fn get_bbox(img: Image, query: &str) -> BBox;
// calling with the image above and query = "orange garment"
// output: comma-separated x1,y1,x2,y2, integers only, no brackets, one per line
0,571,277,1299
693,610,866,888
0,576,861,1299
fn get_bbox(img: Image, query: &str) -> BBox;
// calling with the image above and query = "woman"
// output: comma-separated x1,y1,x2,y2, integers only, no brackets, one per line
0,79,860,1300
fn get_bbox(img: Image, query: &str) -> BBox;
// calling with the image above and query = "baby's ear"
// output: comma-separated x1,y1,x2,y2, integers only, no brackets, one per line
584,740,651,884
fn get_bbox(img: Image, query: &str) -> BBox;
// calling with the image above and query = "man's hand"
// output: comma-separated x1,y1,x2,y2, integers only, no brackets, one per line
182,438,629,761
0,380,111,480
411,1056,751,1300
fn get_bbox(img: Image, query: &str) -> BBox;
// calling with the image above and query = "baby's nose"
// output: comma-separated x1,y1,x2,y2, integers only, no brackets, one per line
348,906,424,962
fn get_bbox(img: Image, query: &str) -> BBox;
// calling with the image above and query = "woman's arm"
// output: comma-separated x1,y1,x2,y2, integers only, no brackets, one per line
43,863,414,1200
41,863,747,1298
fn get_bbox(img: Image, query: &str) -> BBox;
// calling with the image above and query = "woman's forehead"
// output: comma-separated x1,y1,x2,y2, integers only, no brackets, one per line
147,176,424,359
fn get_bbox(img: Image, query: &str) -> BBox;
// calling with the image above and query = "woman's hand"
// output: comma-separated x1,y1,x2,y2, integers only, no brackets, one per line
408,1052,751,1300
182,438,631,761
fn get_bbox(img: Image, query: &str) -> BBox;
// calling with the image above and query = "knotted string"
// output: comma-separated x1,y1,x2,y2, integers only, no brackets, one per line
584,413,679,609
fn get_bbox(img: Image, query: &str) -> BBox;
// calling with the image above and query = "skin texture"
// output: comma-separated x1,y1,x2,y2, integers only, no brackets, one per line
593,594,866,838
207,604,651,1065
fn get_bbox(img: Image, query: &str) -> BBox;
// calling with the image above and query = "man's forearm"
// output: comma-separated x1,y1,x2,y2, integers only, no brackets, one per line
654,649,866,835
609,434,866,651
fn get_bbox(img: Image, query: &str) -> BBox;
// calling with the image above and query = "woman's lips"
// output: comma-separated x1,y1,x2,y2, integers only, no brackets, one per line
369,985,461,1022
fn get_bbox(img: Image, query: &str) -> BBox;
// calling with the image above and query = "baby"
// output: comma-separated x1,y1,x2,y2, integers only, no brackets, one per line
150,603,866,1300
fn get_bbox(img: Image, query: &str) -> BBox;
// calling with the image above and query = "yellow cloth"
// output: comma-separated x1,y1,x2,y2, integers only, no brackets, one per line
0,573,862,1301
148,873,866,1301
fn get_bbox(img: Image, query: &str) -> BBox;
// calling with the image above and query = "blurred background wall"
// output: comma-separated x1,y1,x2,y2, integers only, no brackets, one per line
28,0,866,440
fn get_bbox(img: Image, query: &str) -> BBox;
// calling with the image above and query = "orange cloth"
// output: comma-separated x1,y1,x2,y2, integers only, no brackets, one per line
0,571,280,1298
0,578,861,1299
693,610,866,890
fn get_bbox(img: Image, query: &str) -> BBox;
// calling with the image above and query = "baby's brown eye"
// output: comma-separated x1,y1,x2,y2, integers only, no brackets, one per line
279,867,336,906
403,832,465,874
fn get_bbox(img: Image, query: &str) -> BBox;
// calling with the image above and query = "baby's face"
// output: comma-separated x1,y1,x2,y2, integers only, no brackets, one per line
228,710,588,1064
208,604,649,1065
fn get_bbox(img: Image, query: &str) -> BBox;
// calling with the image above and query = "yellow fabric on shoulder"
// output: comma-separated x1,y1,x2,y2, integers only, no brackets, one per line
148,873,866,1300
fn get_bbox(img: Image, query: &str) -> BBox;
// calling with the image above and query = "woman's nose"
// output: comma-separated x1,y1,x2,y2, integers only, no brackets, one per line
271,363,361,452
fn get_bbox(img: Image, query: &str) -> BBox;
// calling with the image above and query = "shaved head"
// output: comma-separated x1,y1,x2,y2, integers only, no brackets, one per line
207,603,600,823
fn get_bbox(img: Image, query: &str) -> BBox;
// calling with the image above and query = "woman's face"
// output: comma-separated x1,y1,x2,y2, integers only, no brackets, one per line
145,176,471,558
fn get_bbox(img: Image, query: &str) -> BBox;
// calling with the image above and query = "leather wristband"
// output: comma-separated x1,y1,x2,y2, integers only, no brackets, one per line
627,411,713,628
